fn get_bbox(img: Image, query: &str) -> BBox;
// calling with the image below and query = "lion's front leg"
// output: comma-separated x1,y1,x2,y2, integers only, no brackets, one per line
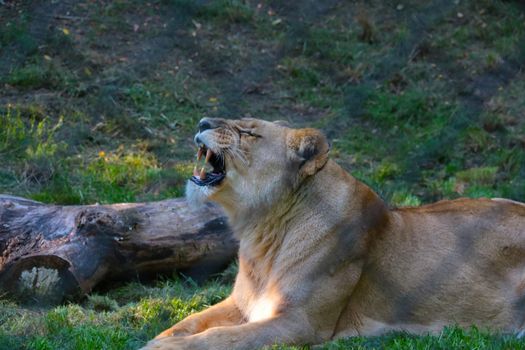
154,297,243,339
143,314,317,350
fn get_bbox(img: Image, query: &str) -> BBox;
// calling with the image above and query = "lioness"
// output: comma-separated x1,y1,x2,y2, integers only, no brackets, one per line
143,118,525,350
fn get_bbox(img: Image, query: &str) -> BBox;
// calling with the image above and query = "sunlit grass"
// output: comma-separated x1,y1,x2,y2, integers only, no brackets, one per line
0,277,231,350
0,107,191,204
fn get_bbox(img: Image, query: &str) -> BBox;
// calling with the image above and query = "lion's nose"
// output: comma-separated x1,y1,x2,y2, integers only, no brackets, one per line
194,135,202,146
198,118,213,132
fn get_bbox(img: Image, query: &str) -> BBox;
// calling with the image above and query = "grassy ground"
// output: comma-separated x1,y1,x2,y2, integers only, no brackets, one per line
1,0,525,348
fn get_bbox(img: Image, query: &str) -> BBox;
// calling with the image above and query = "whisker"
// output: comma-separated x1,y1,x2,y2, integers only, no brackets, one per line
209,128,249,167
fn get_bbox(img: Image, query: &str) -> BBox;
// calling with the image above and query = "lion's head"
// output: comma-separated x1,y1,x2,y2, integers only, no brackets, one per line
185,118,330,214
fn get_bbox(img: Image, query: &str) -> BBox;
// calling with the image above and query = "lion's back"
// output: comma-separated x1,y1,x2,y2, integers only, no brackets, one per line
358,197,525,331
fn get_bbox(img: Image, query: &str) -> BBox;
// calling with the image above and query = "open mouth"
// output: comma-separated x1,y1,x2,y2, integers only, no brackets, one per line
190,145,226,187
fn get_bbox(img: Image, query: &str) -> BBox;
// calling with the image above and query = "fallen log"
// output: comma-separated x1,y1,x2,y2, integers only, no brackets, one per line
0,195,237,304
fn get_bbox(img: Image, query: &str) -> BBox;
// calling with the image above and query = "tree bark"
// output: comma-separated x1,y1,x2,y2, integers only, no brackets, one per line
0,195,237,305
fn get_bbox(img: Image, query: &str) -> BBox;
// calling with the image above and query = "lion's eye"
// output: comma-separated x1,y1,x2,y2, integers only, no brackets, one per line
239,129,261,138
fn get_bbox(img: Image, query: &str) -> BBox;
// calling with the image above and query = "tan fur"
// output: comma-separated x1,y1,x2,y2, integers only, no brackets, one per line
143,118,525,350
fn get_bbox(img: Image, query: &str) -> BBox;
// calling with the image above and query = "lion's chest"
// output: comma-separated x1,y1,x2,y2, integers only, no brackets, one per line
247,295,277,322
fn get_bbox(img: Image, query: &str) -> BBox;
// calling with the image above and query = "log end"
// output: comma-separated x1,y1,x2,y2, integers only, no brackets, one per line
0,255,81,305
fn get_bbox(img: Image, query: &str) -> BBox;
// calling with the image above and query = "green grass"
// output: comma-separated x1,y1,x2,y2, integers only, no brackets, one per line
196,0,255,24
0,107,191,204
0,277,231,350
1,0,525,348
274,327,525,349
5,61,75,90
0,108,63,159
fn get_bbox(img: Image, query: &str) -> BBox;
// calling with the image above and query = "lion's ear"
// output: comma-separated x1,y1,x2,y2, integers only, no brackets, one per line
287,128,330,176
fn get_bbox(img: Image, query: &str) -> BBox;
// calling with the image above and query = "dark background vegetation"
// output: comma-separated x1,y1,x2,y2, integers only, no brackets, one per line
1,0,524,349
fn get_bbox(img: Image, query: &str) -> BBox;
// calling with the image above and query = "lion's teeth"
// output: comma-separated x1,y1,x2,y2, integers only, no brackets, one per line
199,167,206,180
193,166,199,177
205,149,212,163
197,148,203,161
